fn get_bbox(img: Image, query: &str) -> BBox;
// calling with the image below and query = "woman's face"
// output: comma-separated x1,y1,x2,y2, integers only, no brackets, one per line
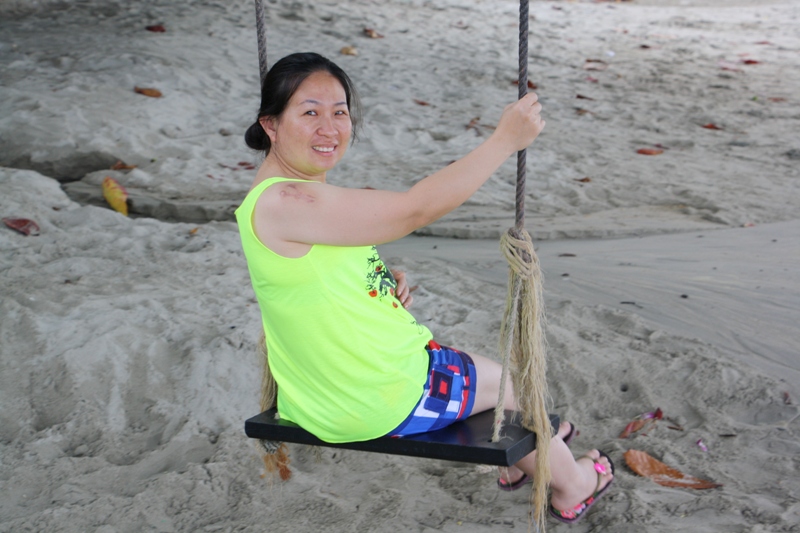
262,71,352,180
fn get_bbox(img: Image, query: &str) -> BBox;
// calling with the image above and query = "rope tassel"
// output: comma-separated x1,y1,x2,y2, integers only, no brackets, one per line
495,228,551,532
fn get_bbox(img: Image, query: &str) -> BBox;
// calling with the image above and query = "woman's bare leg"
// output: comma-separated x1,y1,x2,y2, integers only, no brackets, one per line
470,353,614,511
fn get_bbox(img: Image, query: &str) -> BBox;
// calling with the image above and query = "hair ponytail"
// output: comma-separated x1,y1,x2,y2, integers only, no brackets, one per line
245,121,270,152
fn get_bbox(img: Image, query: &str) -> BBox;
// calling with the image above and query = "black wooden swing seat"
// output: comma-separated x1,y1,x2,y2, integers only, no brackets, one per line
245,408,559,467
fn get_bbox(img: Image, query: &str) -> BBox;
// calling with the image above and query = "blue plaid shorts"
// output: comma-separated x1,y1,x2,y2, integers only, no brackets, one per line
387,341,477,437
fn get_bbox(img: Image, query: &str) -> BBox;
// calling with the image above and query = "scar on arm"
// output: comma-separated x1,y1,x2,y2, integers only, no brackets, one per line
279,183,315,203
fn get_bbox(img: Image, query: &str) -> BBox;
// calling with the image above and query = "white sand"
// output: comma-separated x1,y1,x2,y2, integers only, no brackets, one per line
1,1,798,531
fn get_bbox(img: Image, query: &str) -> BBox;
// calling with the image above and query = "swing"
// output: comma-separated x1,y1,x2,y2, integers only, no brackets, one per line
245,408,558,467
245,1,552,522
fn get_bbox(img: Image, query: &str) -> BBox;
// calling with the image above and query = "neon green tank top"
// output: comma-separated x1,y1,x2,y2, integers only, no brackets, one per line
235,177,431,443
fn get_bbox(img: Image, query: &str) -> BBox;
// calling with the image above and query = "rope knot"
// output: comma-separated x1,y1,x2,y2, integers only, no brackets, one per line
500,228,538,279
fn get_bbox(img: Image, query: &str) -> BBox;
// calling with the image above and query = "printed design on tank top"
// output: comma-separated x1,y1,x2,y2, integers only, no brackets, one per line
365,246,399,306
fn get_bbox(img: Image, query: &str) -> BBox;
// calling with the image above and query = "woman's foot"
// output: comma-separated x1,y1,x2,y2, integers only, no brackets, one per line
497,421,576,491
549,450,615,523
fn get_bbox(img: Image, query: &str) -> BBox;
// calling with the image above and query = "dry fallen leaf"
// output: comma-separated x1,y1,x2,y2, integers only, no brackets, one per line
624,450,722,489
134,87,162,98
512,80,538,90
189,227,199,235
111,160,137,170
575,177,592,183
583,59,609,71
620,408,663,438
576,94,595,100
413,99,431,106
3,217,40,236
340,46,358,56
701,123,723,130
145,24,166,32
102,176,129,216
768,97,787,103
637,148,664,156
742,59,760,65
575,108,592,116
363,28,384,39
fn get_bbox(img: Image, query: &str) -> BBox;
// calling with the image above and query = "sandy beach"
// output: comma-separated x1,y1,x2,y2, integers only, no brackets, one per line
1,0,798,531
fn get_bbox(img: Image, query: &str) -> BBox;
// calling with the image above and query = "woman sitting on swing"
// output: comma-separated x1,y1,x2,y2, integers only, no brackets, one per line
236,52,613,524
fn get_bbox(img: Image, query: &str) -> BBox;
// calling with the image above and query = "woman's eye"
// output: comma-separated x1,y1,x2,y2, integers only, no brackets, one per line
305,110,317,116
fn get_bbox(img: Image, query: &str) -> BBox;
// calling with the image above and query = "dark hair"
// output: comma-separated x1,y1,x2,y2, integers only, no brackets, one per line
245,52,361,154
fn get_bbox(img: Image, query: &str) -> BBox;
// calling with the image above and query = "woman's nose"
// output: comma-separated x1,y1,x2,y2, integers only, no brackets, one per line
316,115,337,136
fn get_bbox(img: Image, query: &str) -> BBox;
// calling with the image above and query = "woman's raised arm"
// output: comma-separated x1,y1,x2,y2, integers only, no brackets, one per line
256,92,545,248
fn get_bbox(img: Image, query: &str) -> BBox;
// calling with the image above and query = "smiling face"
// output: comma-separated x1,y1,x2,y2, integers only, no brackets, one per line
261,71,353,182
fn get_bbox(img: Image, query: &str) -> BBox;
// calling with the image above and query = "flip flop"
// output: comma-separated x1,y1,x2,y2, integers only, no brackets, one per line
497,472,531,491
548,451,615,524
497,423,578,491
562,422,578,447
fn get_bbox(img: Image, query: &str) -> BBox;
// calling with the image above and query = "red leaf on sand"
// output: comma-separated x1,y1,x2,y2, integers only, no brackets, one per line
583,59,608,71
413,99,431,106
768,97,787,103
146,24,166,32
575,177,591,183
512,80,538,90
755,41,772,45
3,217,40,236
620,419,648,438
637,148,664,156
742,59,760,65
134,87,162,98
111,160,137,170
624,450,722,489
620,408,663,438
701,123,723,130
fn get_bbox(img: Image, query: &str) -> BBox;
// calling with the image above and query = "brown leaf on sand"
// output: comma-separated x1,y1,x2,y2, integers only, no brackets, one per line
574,177,591,183
742,59,760,65
413,99,431,106
768,97,787,103
576,94,595,100
637,148,664,156
575,108,592,116
340,46,358,56
701,123,723,130
134,87,162,98
363,28,384,39
624,450,722,489
111,160,137,170
583,59,608,71
512,80,538,90
3,217,40,236
145,24,166,32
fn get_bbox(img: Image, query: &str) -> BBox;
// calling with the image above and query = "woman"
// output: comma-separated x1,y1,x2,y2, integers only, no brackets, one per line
236,52,613,523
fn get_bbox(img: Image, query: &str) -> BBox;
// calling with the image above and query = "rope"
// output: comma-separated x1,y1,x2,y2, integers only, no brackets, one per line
516,0,529,230
493,1,553,530
255,0,269,86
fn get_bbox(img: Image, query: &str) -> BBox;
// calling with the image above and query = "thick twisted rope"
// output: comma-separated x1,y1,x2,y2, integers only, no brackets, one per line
255,0,269,85
492,0,552,531
252,0,291,480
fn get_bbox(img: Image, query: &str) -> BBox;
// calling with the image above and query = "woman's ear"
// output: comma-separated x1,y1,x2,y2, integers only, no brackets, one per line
259,116,278,144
